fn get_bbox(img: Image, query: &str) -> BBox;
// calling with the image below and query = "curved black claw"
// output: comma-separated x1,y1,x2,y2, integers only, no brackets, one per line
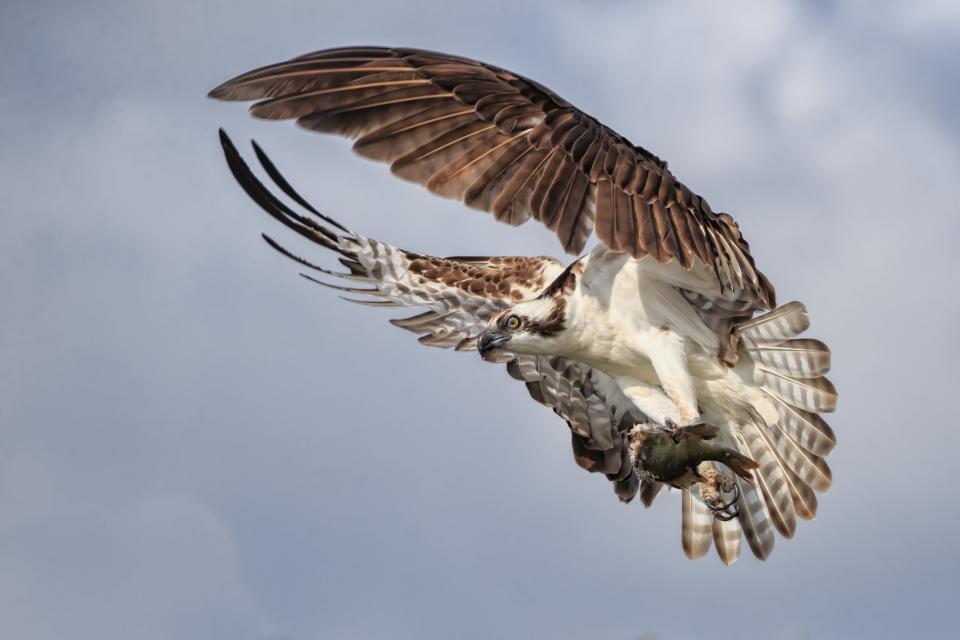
715,482,740,511
712,507,739,522
705,483,741,521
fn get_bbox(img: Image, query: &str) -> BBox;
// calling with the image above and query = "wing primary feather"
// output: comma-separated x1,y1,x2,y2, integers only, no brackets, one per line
298,273,384,296
211,65,410,94
428,130,527,189
253,78,432,109
218,129,344,251
250,138,350,232
337,295,401,307
261,234,356,278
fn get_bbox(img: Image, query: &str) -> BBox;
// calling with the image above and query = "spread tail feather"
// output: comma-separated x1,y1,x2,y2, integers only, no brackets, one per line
676,301,837,562
681,488,713,559
742,423,797,538
737,301,810,346
734,469,776,560
747,339,831,378
712,517,741,565
741,302,838,416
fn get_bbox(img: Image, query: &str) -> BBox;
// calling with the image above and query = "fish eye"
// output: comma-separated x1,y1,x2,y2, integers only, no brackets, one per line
504,315,522,331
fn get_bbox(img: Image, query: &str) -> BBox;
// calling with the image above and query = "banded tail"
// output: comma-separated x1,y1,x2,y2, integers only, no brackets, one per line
682,301,837,564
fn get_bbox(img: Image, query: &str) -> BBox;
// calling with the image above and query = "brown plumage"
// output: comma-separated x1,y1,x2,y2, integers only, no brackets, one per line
208,46,774,312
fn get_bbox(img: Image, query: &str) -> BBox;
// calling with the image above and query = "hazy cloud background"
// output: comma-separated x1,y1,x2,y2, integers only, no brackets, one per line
2,1,959,638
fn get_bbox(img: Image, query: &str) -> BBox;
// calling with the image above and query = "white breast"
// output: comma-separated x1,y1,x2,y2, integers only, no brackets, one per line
558,248,717,378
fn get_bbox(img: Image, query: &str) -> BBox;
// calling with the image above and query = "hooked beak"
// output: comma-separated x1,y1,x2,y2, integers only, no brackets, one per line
477,331,510,360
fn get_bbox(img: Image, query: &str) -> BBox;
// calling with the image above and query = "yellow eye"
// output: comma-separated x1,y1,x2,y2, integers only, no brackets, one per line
505,315,521,331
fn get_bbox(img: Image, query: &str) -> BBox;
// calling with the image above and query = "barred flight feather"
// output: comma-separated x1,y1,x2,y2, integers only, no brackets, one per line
760,388,837,455
742,423,797,538
754,367,838,413
751,419,820,522
681,488,713,559
738,301,810,346
712,517,742,565
745,339,831,378
730,300,836,545
735,472,776,560
784,465,819,520
766,421,833,492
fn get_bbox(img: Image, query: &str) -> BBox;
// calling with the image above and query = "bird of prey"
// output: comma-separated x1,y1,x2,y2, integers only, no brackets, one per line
209,46,837,564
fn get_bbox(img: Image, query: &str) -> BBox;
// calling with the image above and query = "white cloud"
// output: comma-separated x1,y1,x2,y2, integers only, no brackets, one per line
876,0,960,36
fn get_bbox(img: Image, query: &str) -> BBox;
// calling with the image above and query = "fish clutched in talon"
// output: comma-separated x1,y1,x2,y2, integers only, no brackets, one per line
630,422,758,520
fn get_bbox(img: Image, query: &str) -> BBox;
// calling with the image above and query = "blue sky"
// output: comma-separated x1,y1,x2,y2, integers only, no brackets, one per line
2,1,959,638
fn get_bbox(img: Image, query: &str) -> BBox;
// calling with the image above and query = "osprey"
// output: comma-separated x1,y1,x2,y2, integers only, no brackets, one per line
210,46,837,564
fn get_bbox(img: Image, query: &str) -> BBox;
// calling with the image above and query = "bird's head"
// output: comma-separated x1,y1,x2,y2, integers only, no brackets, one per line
477,259,580,360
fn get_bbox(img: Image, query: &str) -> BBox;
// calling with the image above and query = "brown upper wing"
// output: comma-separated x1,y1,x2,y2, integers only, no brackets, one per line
209,46,773,305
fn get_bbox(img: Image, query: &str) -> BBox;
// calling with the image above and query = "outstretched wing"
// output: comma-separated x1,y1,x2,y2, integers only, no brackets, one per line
219,128,564,354
209,46,774,309
219,129,660,503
